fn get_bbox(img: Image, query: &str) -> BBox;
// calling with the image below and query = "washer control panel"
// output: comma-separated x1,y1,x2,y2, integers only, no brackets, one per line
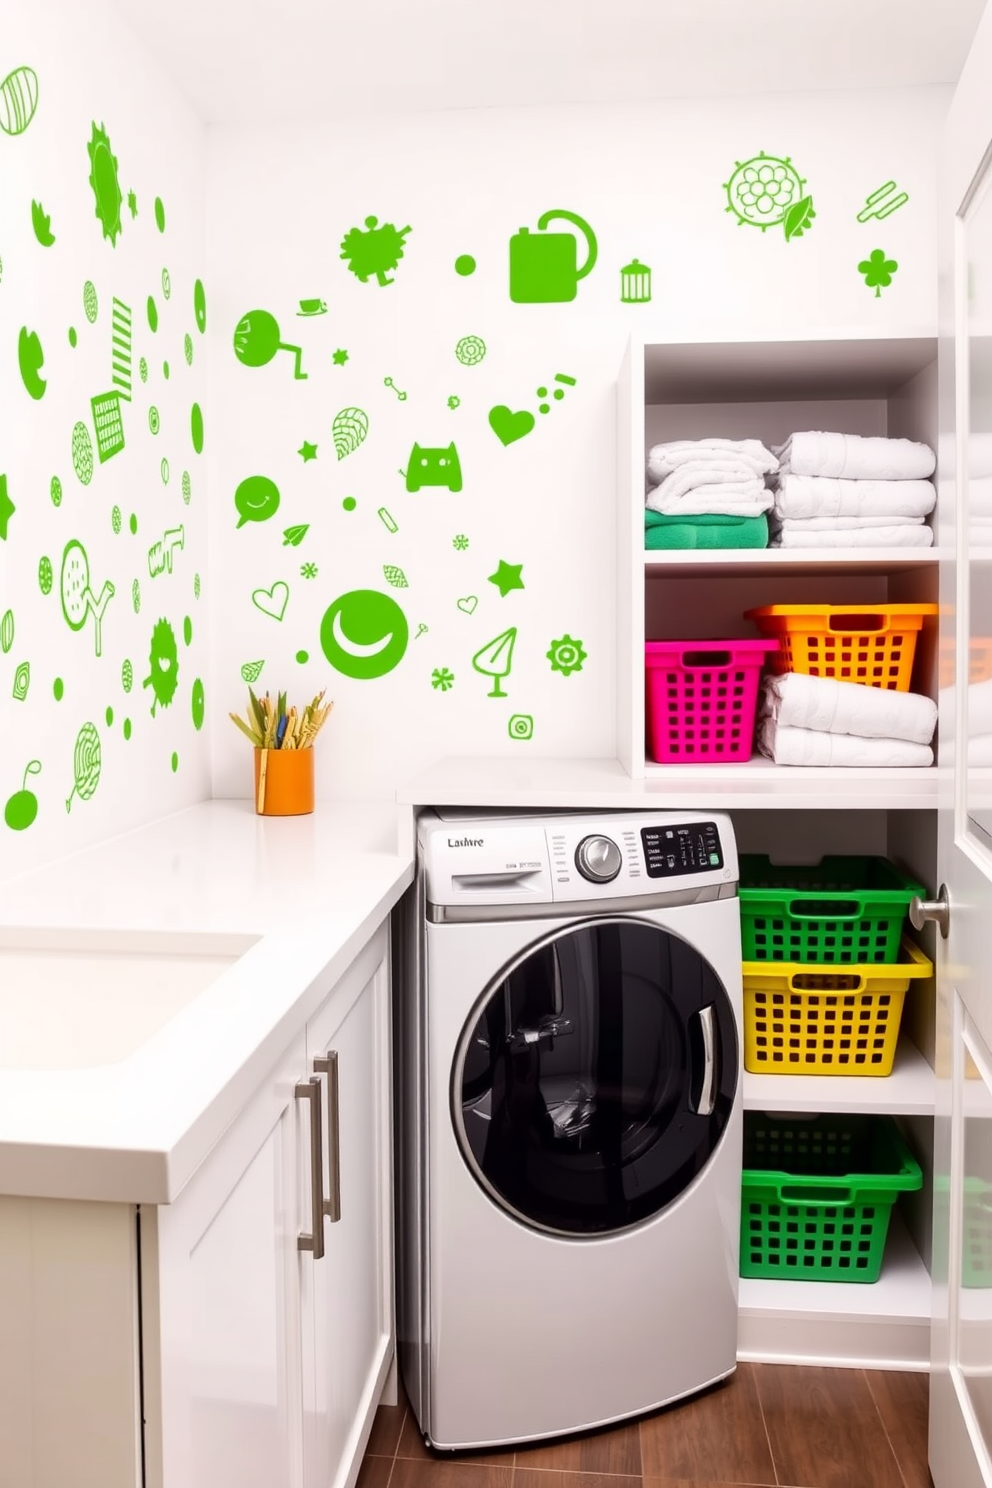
575,835,623,883
641,821,723,878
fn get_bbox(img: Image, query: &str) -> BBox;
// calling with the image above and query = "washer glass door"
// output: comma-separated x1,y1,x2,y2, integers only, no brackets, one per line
453,917,738,1236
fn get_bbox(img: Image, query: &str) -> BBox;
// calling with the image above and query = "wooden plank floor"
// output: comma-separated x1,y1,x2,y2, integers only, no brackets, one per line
360,1365,932,1488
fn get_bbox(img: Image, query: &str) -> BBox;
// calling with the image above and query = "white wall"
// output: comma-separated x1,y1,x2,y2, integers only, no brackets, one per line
206,86,948,801
0,2,210,881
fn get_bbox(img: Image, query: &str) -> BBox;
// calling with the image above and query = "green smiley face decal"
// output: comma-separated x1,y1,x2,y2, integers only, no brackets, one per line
234,474,280,527
319,589,409,679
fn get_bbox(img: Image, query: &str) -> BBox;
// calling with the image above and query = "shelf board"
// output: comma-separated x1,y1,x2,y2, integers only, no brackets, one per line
640,756,941,810
738,1210,930,1368
743,1037,935,1116
644,548,942,578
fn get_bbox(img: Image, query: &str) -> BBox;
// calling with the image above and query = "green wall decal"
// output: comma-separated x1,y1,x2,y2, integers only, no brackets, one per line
234,309,306,379
332,406,369,459
0,65,39,134
72,422,94,484
68,327,78,348
31,200,55,247
66,723,101,811
87,123,123,245
154,197,165,231
38,556,53,593
383,564,408,588
50,476,62,506
0,474,14,539
300,561,318,579
452,534,469,550
859,249,899,297
184,333,193,365
489,405,534,445
235,475,280,528
377,508,398,533
283,523,309,546
431,668,454,691
342,496,357,512
488,560,524,596
241,660,264,684
319,589,409,679
147,526,184,577
454,255,476,276
473,627,516,697
143,619,179,715
91,391,125,461
4,761,40,830
384,376,407,401
12,661,28,701
127,189,137,218
332,349,349,366
172,749,179,774
406,442,462,491
132,578,141,613
181,470,191,503
298,441,317,462
252,581,290,621
18,327,46,399
340,216,411,287
162,269,171,300
60,539,115,656
456,595,478,614
147,296,158,332
193,278,206,332
620,258,651,303
447,395,460,410
414,623,428,639
161,458,169,485
455,335,485,366
508,714,534,740
53,677,64,700
122,717,131,739
122,658,133,692
547,633,587,676
295,649,309,663
138,356,148,383
509,210,598,303
84,281,99,323
148,406,160,434
129,512,138,535
112,505,122,534
191,678,205,730
0,608,13,652
724,153,815,239
537,373,576,412
297,298,327,317
191,401,204,452
105,705,114,726
858,182,909,221
162,360,169,379
194,573,202,599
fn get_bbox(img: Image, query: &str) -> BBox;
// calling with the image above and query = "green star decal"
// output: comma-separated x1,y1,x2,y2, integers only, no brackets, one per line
332,348,349,366
488,560,524,597
127,189,138,218
0,474,14,540
298,440,318,462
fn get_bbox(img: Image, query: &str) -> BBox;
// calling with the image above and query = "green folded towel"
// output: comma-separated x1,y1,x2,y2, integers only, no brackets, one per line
644,511,769,550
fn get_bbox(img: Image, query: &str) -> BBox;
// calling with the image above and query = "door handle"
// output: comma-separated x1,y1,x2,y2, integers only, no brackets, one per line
295,1076,326,1259
909,884,949,939
313,1052,342,1223
689,1004,717,1117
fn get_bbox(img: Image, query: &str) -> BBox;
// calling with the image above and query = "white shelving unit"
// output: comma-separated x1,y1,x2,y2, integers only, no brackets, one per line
743,1037,936,1117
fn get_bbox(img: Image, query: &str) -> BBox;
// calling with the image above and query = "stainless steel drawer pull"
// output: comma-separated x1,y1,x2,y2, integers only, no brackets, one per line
314,1051,342,1223
295,1076,326,1259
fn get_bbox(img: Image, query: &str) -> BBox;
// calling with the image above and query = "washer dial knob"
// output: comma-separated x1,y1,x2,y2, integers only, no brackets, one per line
575,835,622,883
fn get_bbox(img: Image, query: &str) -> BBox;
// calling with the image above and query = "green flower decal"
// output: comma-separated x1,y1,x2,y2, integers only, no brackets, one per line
858,248,898,298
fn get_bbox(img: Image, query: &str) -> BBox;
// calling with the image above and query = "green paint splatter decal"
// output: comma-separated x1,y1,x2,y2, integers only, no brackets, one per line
509,210,597,302
340,215,411,287
18,327,46,399
87,122,123,245
31,200,55,246
143,619,179,715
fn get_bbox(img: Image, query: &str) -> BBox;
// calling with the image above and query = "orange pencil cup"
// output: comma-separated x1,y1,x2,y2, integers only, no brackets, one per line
253,748,315,816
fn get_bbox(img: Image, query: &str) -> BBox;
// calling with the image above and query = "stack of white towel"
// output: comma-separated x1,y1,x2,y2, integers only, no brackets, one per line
768,431,937,548
938,676,992,766
645,438,778,516
757,672,936,767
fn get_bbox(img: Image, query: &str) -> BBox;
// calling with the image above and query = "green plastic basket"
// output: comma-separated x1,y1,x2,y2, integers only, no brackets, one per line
741,1113,922,1282
738,855,924,963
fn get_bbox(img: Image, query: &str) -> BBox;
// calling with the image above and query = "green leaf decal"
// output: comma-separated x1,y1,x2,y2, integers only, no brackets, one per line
241,660,265,684
783,195,816,241
383,564,409,588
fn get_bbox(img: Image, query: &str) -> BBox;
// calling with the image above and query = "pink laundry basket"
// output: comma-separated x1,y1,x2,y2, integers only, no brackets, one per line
645,639,780,763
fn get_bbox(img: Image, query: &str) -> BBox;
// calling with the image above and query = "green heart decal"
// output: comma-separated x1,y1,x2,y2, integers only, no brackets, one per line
252,581,289,621
457,595,478,614
488,405,535,446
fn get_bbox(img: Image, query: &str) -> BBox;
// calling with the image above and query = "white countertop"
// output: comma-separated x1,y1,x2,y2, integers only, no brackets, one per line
0,800,415,1205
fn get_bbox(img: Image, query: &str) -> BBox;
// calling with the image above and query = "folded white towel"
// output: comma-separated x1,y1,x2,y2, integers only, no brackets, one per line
757,717,933,767
760,673,937,745
937,676,992,740
969,735,992,766
646,439,778,485
646,477,774,517
774,431,936,481
773,474,936,520
772,515,925,531
771,524,934,548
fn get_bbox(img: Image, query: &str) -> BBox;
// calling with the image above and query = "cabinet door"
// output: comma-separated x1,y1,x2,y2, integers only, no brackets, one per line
933,5,992,1484
304,927,393,1488
143,1030,308,1488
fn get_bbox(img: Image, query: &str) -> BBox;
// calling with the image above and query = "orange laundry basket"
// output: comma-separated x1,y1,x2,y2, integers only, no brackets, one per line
745,603,938,692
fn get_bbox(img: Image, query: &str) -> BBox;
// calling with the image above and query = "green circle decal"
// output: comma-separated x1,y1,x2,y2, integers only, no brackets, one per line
123,717,132,741
53,677,64,701
154,196,166,232
147,296,158,332
319,589,409,679
191,677,205,729
191,402,204,453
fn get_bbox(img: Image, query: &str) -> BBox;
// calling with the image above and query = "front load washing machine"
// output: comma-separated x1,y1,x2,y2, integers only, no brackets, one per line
395,809,743,1450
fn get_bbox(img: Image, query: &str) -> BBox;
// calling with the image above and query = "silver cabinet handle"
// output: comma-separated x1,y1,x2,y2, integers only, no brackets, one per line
295,1076,325,1259
909,884,949,939
313,1052,342,1223
691,1004,716,1117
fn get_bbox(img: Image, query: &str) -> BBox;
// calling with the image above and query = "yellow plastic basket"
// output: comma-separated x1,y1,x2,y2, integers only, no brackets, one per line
743,937,932,1076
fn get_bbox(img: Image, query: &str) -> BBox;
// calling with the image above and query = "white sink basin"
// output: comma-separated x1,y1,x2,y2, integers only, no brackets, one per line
0,928,259,1070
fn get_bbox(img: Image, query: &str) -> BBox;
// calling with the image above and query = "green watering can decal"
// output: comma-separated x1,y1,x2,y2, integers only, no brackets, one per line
509,209,598,303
